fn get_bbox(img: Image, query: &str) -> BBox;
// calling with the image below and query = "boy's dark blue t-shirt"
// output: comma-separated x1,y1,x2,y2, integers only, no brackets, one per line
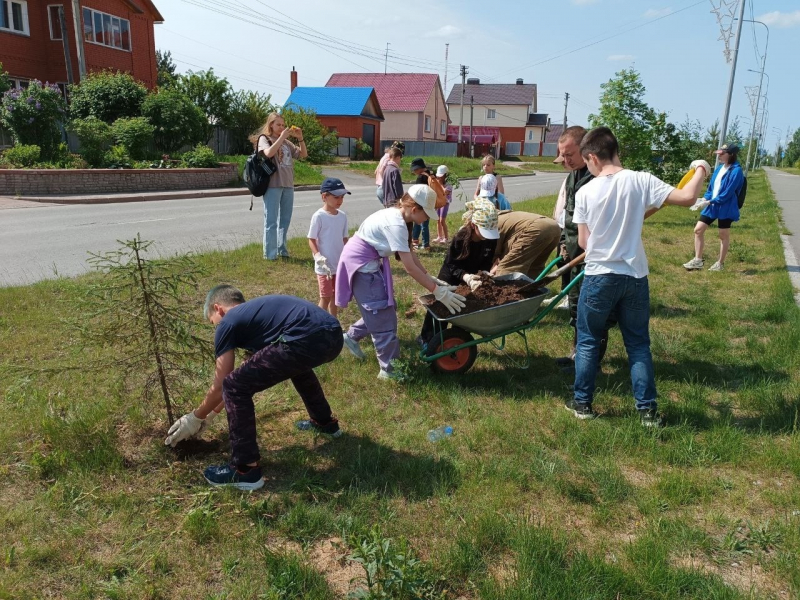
214,295,339,357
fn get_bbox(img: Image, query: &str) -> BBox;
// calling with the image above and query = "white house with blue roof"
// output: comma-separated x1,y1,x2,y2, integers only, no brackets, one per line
284,86,384,158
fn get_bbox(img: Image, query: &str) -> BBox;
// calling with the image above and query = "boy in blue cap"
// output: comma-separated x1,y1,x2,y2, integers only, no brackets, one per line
308,178,350,316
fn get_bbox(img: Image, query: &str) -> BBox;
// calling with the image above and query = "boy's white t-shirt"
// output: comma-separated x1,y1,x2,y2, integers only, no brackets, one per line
355,208,410,272
307,208,349,275
574,169,674,278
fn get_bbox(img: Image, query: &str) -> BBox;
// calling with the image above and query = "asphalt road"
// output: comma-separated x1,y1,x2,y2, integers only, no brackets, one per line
764,168,800,258
0,172,565,287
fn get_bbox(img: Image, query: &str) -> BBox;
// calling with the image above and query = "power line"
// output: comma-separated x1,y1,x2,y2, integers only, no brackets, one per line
486,0,706,82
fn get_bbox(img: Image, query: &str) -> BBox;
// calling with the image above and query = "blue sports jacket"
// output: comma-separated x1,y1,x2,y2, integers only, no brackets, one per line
701,161,743,221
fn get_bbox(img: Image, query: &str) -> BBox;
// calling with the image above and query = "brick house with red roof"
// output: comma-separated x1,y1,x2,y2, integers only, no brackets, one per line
1,0,162,93
326,73,449,143
446,78,541,156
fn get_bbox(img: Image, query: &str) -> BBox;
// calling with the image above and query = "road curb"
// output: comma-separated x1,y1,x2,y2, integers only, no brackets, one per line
780,234,800,307
1,184,322,205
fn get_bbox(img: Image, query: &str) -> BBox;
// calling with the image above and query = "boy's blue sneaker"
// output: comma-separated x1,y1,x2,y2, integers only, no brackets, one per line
203,464,264,490
564,399,596,420
296,417,342,438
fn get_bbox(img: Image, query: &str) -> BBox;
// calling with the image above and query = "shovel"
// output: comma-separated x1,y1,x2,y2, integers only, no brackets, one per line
517,252,587,294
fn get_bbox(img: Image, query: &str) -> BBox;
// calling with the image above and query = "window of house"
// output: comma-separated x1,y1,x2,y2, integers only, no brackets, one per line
7,77,29,90
440,120,446,135
487,109,496,120
424,115,431,132
82,7,131,50
48,5,63,39
528,130,533,141
0,0,29,35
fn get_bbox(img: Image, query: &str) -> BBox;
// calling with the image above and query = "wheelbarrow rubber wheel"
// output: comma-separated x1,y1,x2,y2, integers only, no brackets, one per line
427,327,478,374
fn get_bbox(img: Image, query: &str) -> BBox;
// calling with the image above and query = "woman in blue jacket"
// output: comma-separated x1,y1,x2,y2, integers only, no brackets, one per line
683,143,744,272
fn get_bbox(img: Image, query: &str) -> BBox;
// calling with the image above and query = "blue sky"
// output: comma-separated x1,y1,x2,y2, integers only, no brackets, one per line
156,0,798,151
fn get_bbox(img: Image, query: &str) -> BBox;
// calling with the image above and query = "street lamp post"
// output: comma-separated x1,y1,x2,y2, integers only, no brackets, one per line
746,69,769,173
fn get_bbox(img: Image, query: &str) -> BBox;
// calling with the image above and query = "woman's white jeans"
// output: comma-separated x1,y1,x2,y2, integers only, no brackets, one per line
262,186,294,259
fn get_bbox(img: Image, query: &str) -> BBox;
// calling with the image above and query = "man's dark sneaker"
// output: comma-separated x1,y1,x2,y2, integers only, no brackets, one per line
564,399,596,420
639,408,663,428
296,417,342,438
203,464,264,490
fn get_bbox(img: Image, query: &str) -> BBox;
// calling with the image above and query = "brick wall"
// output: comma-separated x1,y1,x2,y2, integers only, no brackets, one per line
0,0,158,89
0,163,238,196
318,117,382,158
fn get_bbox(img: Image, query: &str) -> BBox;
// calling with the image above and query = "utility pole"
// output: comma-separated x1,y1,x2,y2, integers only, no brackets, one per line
71,0,86,79
384,43,390,75
742,19,769,175
469,95,474,158
57,6,74,85
717,0,747,165
458,65,468,146
563,92,569,130
443,43,449,101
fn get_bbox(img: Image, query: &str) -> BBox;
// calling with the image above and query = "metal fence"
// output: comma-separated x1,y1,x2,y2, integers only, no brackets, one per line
0,126,13,149
542,142,558,157
505,142,521,156
379,140,457,157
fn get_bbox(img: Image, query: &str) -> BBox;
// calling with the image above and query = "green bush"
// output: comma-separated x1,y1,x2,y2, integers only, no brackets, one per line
110,117,154,160
180,144,218,168
142,89,207,153
0,81,66,159
68,71,147,123
225,90,275,154
354,137,372,160
0,61,10,96
104,145,132,169
2,144,41,167
70,116,113,167
281,106,337,164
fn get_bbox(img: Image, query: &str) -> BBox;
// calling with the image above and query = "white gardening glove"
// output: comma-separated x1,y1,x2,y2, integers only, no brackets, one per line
198,409,221,434
432,277,450,287
313,252,332,277
433,285,467,314
164,411,204,447
690,199,711,212
689,160,711,176
462,273,483,292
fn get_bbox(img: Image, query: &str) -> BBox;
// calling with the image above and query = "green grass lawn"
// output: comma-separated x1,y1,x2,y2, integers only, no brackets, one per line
218,154,325,186
2,172,799,599
345,155,541,183
776,167,800,176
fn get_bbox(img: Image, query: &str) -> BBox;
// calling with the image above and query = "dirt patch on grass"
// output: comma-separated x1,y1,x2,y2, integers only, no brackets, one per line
488,552,517,589
673,553,789,597
619,465,657,488
307,537,363,597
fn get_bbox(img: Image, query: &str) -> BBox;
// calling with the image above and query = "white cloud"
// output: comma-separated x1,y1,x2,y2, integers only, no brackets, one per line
423,24,462,38
607,54,635,61
757,10,800,28
643,7,672,18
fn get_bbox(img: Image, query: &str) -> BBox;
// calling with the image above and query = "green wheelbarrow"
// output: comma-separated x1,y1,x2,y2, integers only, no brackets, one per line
418,255,585,374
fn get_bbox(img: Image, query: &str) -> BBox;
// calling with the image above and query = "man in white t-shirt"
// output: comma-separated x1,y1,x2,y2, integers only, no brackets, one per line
566,127,710,427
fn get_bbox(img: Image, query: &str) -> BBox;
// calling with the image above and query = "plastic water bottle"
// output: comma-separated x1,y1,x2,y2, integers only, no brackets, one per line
427,425,453,442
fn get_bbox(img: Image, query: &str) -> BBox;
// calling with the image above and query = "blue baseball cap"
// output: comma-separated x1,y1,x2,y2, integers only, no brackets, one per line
320,177,350,196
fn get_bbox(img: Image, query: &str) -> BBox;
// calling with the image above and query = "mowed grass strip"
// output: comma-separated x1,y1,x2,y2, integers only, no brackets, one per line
1,171,799,599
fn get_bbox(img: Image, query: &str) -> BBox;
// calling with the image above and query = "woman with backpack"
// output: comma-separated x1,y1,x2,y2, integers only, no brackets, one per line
249,113,307,260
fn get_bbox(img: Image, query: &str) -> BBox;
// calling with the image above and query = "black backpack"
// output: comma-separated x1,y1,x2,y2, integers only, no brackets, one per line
243,134,277,210
737,176,748,209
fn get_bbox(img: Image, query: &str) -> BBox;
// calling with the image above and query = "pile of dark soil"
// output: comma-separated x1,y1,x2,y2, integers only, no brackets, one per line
426,279,544,319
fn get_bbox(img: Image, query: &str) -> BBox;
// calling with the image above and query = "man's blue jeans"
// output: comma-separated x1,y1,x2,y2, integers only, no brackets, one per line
263,186,294,259
574,274,657,411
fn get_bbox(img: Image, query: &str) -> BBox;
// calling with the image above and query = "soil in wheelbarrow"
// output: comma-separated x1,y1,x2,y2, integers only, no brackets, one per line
426,279,546,319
